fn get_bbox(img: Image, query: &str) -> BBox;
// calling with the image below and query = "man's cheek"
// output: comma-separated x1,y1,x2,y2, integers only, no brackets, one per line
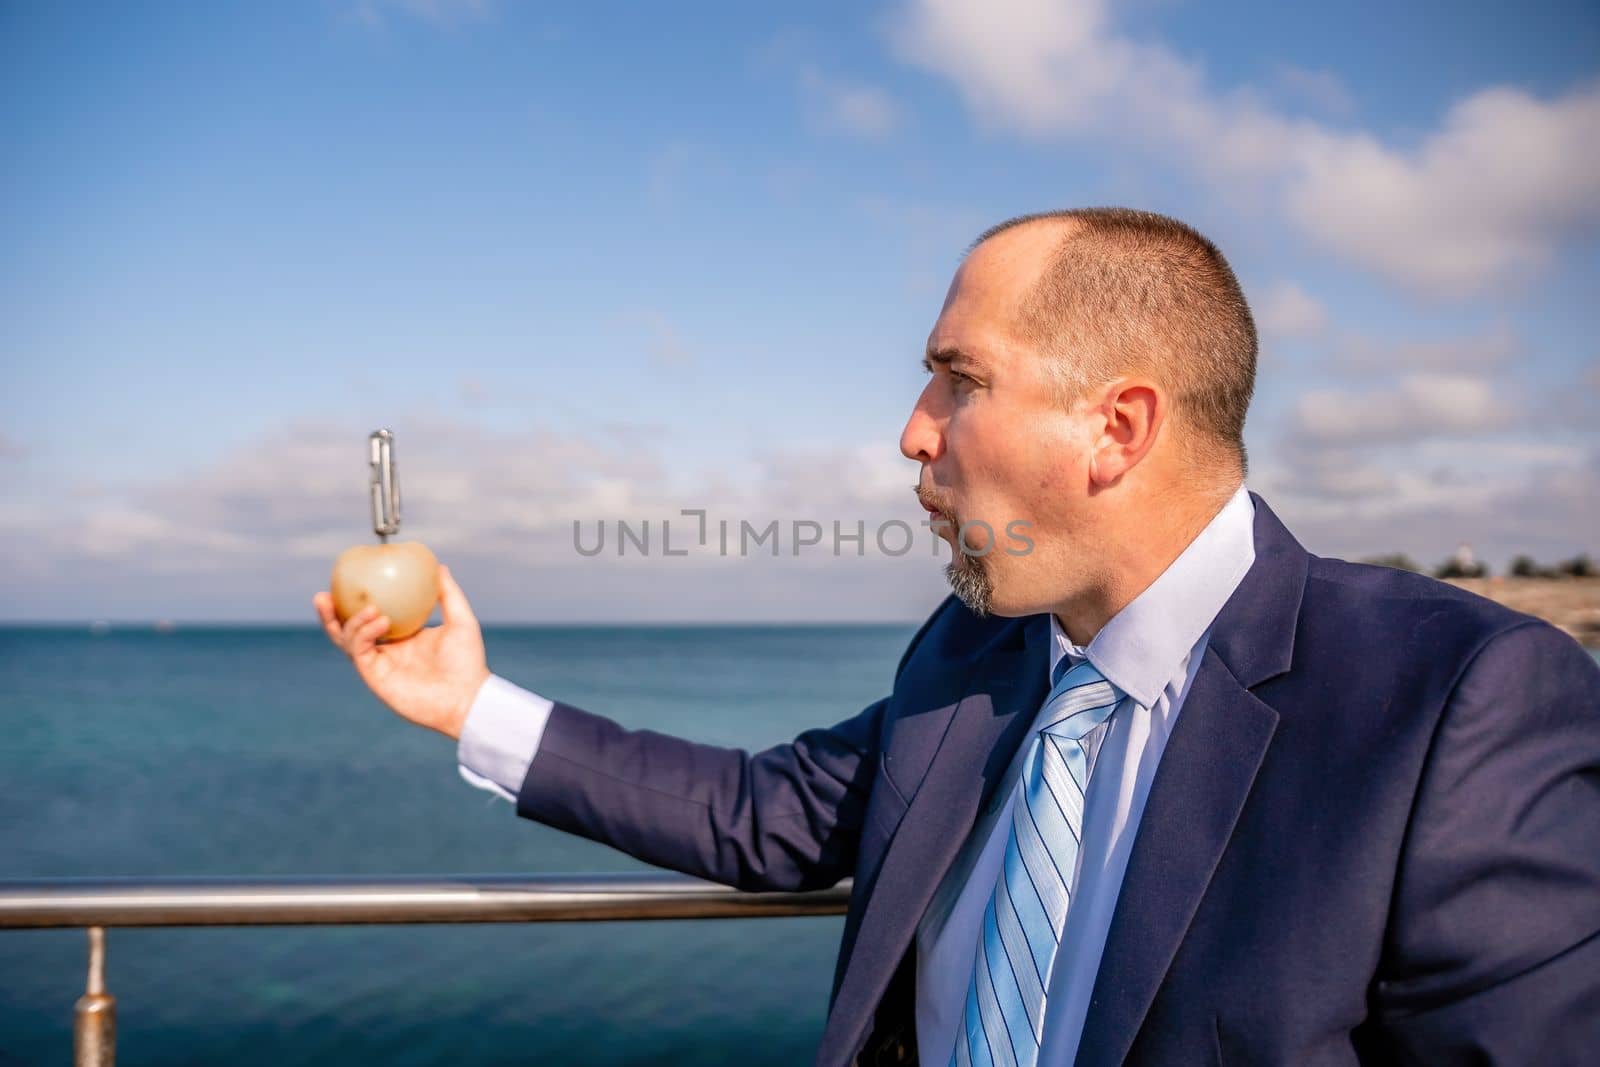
955,518,999,556
1004,519,1035,557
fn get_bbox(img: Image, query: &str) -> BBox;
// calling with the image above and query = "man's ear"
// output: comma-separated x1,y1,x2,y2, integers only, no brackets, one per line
1087,379,1164,488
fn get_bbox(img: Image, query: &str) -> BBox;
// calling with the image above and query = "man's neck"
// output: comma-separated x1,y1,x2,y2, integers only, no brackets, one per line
1052,482,1242,646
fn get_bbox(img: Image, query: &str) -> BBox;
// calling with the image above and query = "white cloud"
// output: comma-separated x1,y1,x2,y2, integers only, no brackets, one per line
1291,373,1519,446
889,0,1600,295
1269,64,1355,118
1285,85,1600,296
1251,447,1396,501
800,66,901,138
1334,326,1517,373
1255,281,1327,340
1252,443,1599,568
0,415,951,622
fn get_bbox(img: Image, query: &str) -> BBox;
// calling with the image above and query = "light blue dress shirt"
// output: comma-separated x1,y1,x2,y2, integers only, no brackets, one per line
456,486,1257,1065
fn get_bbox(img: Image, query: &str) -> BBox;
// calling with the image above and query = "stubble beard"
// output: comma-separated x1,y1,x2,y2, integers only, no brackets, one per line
944,550,994,618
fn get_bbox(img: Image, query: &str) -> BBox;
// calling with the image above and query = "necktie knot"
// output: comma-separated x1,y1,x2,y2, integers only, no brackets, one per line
1041,657,1123,741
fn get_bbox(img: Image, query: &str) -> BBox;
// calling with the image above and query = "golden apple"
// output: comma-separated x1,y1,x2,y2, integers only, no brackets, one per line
331,541,439,642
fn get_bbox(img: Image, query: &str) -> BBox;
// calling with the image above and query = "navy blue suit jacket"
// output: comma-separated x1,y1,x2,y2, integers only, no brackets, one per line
514,495,1600,1065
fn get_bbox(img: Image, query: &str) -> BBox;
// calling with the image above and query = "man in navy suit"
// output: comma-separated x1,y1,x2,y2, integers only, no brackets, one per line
317,208,1600,1065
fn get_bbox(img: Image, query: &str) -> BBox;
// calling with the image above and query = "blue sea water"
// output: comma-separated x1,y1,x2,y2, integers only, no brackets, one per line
0,623,917,1066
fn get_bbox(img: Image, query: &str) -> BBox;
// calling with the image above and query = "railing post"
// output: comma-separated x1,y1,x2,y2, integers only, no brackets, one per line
73,926,115,1067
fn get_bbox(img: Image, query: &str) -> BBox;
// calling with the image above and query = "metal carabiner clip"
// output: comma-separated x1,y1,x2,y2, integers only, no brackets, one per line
368,429,401,542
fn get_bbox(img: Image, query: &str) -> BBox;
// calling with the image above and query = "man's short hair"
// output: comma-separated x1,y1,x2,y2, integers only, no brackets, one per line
973,208,1258,475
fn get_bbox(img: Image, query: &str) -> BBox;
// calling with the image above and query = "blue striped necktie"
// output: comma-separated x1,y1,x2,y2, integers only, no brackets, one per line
950,657,1124,1067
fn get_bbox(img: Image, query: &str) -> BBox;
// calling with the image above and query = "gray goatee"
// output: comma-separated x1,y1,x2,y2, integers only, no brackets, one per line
944,553,993,618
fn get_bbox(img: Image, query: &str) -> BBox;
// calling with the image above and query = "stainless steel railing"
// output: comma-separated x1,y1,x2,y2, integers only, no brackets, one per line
0,873,854,1067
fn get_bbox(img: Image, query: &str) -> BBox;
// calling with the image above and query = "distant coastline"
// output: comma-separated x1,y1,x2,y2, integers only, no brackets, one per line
1447,577,1600,649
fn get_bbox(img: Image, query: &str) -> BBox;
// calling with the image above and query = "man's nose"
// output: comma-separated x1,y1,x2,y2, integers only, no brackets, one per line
900,383,944,464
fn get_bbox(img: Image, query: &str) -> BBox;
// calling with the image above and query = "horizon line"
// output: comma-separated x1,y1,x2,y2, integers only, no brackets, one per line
0,618,929,629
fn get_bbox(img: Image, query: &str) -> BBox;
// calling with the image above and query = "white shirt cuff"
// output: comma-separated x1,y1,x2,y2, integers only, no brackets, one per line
455,673,555,804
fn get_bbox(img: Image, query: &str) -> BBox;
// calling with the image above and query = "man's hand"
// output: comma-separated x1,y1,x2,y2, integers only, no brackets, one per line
312,564,490,740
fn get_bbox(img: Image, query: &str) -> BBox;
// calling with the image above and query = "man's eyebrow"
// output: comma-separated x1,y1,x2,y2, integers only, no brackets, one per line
921,346,990,375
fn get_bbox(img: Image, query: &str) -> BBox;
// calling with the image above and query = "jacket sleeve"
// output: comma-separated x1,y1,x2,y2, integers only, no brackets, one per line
513,598,955,893
515,694,890,892
1375,621,1600,1063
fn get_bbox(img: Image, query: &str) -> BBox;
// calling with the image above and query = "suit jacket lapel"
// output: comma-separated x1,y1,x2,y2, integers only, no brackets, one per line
1072,651,1279,1066
819,613,1052,1061
1075,493,1308,1066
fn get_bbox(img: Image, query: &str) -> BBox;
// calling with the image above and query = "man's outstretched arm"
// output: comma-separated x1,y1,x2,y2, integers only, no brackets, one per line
1375,621,1600,1062
510,691,892,893
450,668,889,891
315,567,951,895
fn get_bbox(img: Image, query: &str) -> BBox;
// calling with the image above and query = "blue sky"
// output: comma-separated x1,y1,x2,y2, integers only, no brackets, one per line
3,0,1597,622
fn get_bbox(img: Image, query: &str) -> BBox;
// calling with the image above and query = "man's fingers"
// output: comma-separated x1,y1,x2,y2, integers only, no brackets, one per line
349,613,390,659
313,593,343,644
438,564,477,627
339,604,380,651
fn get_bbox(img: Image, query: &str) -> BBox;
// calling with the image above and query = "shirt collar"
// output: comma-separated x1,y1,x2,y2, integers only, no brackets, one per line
1048,485,1257,708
